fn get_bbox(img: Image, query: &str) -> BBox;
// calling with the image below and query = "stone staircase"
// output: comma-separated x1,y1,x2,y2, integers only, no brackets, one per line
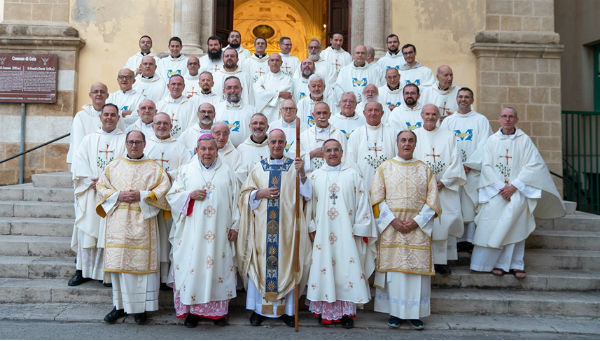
0,172,599,318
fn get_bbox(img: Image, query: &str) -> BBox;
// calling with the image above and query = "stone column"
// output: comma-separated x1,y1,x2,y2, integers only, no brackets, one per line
363,0,385,58
174,0,204,56
350,0,364,52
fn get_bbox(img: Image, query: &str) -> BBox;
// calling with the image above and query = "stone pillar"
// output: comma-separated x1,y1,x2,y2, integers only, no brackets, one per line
350,0,364,52
472,0,563,191
174,0,204,56
363,0,385,58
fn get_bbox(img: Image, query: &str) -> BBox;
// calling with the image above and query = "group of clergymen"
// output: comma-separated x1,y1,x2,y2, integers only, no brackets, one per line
65,30,565,330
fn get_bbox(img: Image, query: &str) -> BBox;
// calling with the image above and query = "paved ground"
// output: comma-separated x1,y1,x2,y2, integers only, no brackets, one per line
0,303,598,339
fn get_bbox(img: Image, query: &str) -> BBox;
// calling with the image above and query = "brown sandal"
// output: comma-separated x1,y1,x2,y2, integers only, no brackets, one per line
510,269,527,279
491,268,505,276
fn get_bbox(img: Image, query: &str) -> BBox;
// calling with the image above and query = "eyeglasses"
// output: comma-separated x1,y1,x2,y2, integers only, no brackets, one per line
117,75,133,80
126,140,144,146
281,107,297,111
90,90,107,94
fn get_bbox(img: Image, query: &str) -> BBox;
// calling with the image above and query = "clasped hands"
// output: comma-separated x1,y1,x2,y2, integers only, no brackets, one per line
390,218,418,234
190,189,208,201
118,190,141,203
499,184,517,201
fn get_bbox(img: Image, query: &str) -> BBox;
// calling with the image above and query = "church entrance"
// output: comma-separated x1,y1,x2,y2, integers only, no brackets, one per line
214,0,350,60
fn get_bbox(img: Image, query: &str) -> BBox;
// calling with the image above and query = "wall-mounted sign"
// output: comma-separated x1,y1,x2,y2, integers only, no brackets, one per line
0,54,58,103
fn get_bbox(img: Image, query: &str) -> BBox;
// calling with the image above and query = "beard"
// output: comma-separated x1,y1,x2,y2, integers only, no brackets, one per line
227,93,241,103
388,47,399,54
404,98,416,106
229,42,240,49
308,53,320,61
208,49,222,61
301,68,313,78
200,117,213,126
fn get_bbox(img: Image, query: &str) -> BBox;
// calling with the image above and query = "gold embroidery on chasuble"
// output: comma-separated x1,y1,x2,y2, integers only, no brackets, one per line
370,159,440,276
97,158,171,274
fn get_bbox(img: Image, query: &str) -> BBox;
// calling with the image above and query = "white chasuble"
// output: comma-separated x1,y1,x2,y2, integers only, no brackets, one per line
107,88,144,126
242,54,269,84
212,68,253,105
421,82,461,117
378,85,404,116
183,74,200,99
133,74,166,104
167,158,239,305
473,129,564,249
157,54,189,82
300,126,347,175
237,158,312,315
296,95,338,132
199,55,222,74
441,110,493,222
236,137,270,182
293,77,309,103
330,112,366,141
215,101,254,148
124,52,158,73
336,63,383,102
126,118,153,137
307,165,376,305
178,125,211,159
413,127,466,244
398,63,435,89
156,95,195,139
67,105,103,164
96,157,171,275
145,135,188,180
377,52,405,72
72,129,126,250
320,47,352,79
347,124,397,188
279,53,300,77
388,102,424,132
218,141,243,185
253,71,293,123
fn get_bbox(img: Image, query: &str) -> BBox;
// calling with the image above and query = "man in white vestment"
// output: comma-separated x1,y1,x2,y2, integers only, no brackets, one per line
237,113,271,181
179,103,215,158
305,38,335,85
108,68,143,126
414,104,466,275
145,113,188,287
293,58,316,102
188,71,220,110
253,53,293,123
96,130,171,325
278,36,300,77
124,35,158,75
470,107,564,278
126,99,156,136
356,84,390,123
242,37,269,84
377,34,405,71
156,74,195,139
378,68,404,114
199,36,223,74
371,129,441,330
211,121,243,183
67,82,110,166
399,44,435,89
133,56,166,104
157,36,189,82
300,102,347,175
320,32,352,81
421,65,461,119
330,92,366,141
440,88,493,250
237,129,311,327
223,30,251,62
183,57,201,99
389,83,424,132
347,101,397,187
307,139,376,329
269,100,299,158
336,45,382,102
69,104,127,286
297,74,337,131
213,48,253,105
167,134,239,327
215,76,255,147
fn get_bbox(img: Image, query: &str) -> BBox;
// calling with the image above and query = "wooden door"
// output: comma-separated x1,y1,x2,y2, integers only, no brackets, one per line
214,0,234,47
328,0,350,51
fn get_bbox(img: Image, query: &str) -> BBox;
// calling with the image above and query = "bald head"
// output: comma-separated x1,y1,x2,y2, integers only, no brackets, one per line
353,45,367,66
140,55,157,77
268,53,283,73
187,56,200,76
436,65,453,90
89,82,108,110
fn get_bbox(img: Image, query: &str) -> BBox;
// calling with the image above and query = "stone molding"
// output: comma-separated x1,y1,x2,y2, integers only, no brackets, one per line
0,24,85,50
471,42,564,59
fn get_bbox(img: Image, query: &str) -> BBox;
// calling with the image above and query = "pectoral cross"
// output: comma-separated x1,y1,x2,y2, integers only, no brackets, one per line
333,60,341,71
329,191,338,205
283,64,291,73
368,142,382,157
439,101,450,116
328,183,340,205
170,113,178,125
256,68,265,77
157,152,169,169
426,147,440,163
187,87,199,98
212,65,220,73
501,148,512,165
99,144,114,160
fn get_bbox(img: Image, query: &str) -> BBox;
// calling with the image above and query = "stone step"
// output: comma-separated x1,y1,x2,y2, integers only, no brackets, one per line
32,172,72,189
524,249,600,270
527,230,600,251
0,256,74,279
0,184,73,203
563,200,577,215
1,278,598,318
0,201,74,219
432,266,600,291
537,212,600,232
0,235,74,257
0,217,73,237
430,288,600,317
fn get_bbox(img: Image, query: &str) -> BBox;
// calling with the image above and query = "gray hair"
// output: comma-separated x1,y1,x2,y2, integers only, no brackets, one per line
396,129,417,143
126,130,146,143
321,138,343,153
210,121,230,133
308,73,325,84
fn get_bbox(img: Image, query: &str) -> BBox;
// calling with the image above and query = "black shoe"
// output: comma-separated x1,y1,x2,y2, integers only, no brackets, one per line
341,316,354,329
104,306,126,323
280,314,295,328
457,241,474,253
68,270,90,286
408,319,424,330
435,264,452,276
249,312,264,326
103,282,112,287
213,317,228,326
134,312,147,325
160,283,171,291
184,314,199,328
387,315,401,328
